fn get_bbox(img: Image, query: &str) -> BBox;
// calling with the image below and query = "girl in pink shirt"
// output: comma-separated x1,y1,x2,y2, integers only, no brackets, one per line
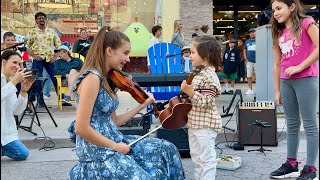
270,0,319,179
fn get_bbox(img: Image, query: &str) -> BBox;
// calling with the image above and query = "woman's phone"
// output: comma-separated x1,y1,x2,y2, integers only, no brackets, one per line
25,69,38,79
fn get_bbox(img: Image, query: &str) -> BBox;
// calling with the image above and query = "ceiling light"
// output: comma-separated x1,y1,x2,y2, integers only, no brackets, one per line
217,26,234,29
218,11,261,13
310,6,316,9
213,19,247,22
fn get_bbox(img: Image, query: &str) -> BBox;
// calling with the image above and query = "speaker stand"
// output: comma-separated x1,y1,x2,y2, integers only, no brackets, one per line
248,124,272,156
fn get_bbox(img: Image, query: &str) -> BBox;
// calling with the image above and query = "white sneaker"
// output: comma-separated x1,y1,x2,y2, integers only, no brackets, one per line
43,95,50,100
245,89,255,95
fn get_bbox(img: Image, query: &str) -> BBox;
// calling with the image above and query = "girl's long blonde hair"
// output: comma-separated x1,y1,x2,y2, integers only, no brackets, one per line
270,0,310,48
76,26,130,98
173,20,182,34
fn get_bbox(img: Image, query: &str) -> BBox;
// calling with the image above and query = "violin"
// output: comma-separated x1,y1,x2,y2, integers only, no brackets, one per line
108,70,159,118
128,66,204,146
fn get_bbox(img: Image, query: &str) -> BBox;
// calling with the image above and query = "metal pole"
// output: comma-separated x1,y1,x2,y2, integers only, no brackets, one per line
22,0,25,19
233,4,239,40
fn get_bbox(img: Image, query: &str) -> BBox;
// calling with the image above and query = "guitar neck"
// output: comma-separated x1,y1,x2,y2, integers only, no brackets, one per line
178,65,204,96
178,73,196,95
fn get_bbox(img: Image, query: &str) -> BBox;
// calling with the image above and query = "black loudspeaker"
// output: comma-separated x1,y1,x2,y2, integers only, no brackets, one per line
156,127,190,154
237,102,278,146
119,128,148,135
119,114,150,135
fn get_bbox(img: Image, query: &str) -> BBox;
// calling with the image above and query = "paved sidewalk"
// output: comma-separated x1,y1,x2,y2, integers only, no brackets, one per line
1,83,319,179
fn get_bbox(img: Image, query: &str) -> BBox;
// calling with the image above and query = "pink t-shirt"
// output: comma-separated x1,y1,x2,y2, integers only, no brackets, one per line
279,17,319,79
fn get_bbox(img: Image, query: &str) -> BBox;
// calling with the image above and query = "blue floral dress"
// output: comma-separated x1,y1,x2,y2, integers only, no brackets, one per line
68,69,185,180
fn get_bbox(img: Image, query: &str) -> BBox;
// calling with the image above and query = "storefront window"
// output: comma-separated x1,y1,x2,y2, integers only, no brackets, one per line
1,0,159,41
213,7,260,39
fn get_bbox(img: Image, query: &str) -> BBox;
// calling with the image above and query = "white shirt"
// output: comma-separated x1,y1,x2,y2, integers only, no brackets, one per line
148,36,160,48
148,37,161,66
1,73,28,145
183,57,192,73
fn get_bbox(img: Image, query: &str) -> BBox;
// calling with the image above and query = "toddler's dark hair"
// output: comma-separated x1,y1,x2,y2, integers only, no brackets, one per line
193,36,221,68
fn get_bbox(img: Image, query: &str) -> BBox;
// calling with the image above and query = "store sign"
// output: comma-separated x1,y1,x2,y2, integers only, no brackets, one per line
32,0,72,8
28,0,71,3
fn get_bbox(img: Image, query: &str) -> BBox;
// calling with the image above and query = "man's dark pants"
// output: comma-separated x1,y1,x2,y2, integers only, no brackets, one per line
31,59,57,104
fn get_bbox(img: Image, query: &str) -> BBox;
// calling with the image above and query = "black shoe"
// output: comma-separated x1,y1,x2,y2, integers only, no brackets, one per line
270,160,300,179
38,103,45,108
221,90,229,95
228,90,234,94
62,102,72,106
62,95,73,106
296,165,317,180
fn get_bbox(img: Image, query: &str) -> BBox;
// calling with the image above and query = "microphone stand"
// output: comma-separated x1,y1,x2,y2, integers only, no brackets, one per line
1,42,26,51
166,52,183,58
221,89,243,132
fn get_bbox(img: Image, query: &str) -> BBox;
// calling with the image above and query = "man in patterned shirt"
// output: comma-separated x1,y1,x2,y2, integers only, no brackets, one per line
26,12,61,107
181,36,222,180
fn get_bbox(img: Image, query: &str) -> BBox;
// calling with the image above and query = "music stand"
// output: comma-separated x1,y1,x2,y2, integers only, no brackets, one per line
248,120,272,156
18,77,57,135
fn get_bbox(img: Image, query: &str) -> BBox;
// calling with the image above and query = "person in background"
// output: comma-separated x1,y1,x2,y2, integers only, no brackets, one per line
181,36,222,180
181,46,192,73
243,28,256,95
171,20,188,48
270,0,319,179
1,50,35,160
1,32,20,54
43,37,74,101
221,39,240,95
1,32,34,113
147,25,162,71
26,11,61,108
72,29,92,58
54,45,83,106
148,25,162,48
67,26,185,179
237,39,247,82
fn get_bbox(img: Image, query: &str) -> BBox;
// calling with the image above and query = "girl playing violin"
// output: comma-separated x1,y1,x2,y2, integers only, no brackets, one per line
181,36,222,180
67,26,185,180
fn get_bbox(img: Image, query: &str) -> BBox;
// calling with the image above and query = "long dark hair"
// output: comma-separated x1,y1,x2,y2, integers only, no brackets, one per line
77,26,130,98
192,36,221,69
270,0,310,48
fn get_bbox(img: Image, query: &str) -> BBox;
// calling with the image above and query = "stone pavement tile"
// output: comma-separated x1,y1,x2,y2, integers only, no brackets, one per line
216,176,242,180
5,83,318,179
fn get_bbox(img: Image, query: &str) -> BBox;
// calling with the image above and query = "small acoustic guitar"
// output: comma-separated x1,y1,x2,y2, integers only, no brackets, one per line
158,65,204,129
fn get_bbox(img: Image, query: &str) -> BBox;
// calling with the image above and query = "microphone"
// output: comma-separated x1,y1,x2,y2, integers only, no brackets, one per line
166,52,183,58
1,38,28,51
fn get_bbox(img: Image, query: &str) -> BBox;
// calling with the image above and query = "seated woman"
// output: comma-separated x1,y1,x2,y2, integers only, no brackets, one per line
54,45,83,106
67,26,185,179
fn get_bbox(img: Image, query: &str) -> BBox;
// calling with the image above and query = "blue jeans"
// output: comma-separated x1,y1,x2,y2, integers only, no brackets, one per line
30,59,57,103
42,69,52,97
1,140,29,160
280,77,319,166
